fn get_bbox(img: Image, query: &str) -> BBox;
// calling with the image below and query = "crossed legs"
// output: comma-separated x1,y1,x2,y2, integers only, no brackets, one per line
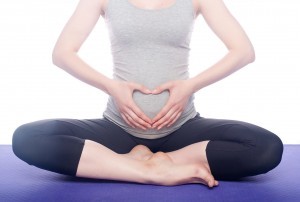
123,142,218,187
77,140,218,187
12,115,283,188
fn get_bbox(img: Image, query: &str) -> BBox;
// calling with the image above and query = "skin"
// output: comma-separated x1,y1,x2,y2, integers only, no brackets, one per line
52,0,255,188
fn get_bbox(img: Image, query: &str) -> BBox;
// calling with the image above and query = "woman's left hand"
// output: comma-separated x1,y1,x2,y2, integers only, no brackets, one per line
151,79,195,130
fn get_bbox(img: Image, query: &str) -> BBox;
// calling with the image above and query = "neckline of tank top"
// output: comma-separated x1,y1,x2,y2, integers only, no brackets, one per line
126,0,178,12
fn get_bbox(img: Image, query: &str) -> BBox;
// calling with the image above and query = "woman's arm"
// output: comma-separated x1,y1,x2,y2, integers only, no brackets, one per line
151,0,255,129
52,0,152,129
189,0,255,92
52,0,113,94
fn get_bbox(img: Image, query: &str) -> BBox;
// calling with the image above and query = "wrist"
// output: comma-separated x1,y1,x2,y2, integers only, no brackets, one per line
187,77,199,94
103,78,116,96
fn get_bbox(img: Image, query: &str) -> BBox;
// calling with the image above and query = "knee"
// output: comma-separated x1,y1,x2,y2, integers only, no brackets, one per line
254,132,283,174
12,123,34,162
264,133,283,170
12,120,53,165
12,121,43,162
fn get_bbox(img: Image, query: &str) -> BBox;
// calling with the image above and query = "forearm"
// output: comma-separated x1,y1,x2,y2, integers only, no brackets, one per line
52,51,114,95
189,48,255,93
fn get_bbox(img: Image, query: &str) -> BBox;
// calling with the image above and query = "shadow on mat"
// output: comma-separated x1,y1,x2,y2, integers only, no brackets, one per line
57,175,146,185
55,173,275,185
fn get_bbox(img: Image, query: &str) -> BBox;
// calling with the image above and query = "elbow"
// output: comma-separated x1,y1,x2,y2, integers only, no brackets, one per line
233,44,255,66
52,48,63,67
52,48,74,68
242,42,256,64
246,45,255,64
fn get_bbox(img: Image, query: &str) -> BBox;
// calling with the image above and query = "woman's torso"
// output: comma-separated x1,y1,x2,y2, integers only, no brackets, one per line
102,0,198,139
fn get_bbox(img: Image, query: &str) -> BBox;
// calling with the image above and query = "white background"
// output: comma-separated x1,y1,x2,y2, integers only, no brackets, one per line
0,0,299,144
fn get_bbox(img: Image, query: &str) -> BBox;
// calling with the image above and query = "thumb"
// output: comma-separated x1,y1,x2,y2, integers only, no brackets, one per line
152,82,172,94
132,83,152,94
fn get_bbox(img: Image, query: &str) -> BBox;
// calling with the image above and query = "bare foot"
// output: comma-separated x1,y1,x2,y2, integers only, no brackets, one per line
123,145,154,161
145,152,218,188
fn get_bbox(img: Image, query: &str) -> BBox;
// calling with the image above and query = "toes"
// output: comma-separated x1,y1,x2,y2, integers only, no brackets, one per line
194,164,217,188
205,175,215,188
190,176,216,188
207,178,219,188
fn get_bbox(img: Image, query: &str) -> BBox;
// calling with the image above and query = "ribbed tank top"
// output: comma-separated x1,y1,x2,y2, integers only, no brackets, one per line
103,0,197,139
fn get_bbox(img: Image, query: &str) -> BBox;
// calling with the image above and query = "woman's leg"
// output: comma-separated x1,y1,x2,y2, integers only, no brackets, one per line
12,118,216,186
166,141,211,170
122,144,154,160
12,119,151,182
79,140,216,186
12,119,137,173
158,114,284,180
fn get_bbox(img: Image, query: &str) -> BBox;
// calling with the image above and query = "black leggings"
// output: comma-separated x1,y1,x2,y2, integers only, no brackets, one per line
12,113,283,180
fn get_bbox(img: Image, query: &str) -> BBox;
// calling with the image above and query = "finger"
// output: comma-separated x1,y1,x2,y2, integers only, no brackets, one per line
153,105,177,129
167,111,182,127
131,83,152,94
121,113,135,128
152,82,173,94
124,113,142,129
155,107,179,130
123,110,147,130
152,102,174,124
126,109,148,130
129,102,153,126
124,110,148,130
164,110,180,127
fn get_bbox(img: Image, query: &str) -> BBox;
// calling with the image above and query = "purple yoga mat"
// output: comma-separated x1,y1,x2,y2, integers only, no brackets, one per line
0,145,299,202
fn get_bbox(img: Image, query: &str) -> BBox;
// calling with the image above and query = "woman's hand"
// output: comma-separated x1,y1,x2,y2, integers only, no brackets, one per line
151,80,195,130
108,80,153,130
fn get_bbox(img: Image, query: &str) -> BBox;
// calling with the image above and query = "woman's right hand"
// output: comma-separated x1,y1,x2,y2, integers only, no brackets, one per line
107,80,153,130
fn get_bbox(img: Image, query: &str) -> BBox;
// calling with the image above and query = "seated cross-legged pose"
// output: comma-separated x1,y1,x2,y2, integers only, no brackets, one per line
12,0,283,188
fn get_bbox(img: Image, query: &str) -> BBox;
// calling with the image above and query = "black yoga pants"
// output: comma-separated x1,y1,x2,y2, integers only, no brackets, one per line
12,113,283,180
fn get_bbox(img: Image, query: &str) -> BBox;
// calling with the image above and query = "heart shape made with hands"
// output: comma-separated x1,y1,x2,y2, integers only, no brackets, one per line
124,80,192,130
132,87,170,121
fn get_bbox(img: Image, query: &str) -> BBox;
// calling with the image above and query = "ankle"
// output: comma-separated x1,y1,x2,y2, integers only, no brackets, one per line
140,160,161,185
142,152,177,185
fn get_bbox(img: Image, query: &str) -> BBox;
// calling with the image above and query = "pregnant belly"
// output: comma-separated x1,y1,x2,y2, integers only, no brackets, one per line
132,90,170,119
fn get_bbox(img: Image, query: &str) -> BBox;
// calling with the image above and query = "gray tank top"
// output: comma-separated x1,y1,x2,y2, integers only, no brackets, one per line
103,0,197,139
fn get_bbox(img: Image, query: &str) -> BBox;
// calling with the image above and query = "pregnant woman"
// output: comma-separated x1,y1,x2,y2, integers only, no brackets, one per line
12,0,283,188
